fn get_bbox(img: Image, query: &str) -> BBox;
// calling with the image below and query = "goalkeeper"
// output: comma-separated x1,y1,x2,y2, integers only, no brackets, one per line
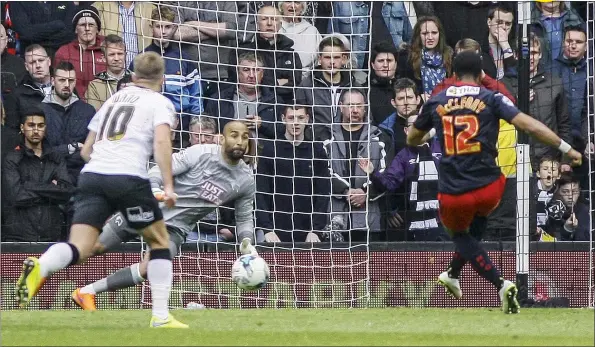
71,121,258,311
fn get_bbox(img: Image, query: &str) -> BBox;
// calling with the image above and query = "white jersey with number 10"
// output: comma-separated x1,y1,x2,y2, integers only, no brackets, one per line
82,85,176,179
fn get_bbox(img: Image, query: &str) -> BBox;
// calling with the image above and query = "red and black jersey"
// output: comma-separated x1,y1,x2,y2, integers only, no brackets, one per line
414,81,520,195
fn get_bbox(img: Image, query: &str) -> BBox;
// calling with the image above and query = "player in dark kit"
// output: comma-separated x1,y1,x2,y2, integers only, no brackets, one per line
407,51,582,314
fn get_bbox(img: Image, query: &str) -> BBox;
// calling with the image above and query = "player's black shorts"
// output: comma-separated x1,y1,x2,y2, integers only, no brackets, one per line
72,172,163,230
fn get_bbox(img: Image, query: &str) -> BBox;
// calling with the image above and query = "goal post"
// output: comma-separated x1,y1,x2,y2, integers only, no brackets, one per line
586,0,595,309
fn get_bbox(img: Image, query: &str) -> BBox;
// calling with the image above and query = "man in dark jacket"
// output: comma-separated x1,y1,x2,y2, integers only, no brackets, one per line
205,52,283,140
8,1,79,59
3,44,52,153
551,26,588,140
378,78,421,162
295,36,361,141
369,41,400,126
41,61,95,185
256,104,330,243
1,108,74,242
502,32,572,168
228,5,302,102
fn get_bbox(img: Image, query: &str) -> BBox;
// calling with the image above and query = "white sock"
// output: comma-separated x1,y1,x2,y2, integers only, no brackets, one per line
38,243,74,278
148,259,172,320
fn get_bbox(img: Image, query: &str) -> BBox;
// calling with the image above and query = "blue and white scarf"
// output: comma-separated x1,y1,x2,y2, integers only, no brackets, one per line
421,49,447,95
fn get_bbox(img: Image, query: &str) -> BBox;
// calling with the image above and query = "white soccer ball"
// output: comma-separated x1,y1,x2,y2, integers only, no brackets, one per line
231,254,270,291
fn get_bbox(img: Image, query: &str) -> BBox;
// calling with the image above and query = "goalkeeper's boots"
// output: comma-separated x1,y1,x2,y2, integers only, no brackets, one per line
15,257,46,308
437,271,462,299
71,288,97,311
150,314,189,328
240,237,258,256
499,280,520,314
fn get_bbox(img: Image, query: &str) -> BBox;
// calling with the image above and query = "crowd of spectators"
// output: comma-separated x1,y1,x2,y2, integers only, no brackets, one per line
0,1,592,244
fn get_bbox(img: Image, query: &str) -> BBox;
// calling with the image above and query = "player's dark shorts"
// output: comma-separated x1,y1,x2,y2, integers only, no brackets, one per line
437,174,506,232
72,172,163,230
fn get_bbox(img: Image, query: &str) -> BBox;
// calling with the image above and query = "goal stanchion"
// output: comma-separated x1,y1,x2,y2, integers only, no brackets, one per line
515,0,532,306
587,0,595,309
137,2,373,309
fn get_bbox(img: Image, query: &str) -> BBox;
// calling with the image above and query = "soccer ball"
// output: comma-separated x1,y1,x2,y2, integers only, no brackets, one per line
231,254,270,291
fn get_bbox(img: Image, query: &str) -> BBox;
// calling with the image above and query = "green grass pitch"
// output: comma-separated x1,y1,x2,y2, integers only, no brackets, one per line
1,308,593,346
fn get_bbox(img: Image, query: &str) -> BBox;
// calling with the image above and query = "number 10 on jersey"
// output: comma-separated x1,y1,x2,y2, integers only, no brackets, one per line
441,115,481,155
97,105,135,141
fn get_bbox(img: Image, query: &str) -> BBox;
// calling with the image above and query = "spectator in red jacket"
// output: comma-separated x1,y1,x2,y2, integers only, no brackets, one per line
54,6,106,100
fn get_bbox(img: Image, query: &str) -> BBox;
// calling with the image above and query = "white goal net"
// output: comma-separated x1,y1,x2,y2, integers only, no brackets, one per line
138,1,373,309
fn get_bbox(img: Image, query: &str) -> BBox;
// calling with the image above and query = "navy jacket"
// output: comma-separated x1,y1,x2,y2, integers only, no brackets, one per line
41,93,95,184
551,55,588,138
256,138,331,241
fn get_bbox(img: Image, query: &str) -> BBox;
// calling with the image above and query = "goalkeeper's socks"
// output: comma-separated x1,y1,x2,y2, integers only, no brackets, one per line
81,263,146,295
451,233,503,289
447,251,467,279
147,249,173,320
38,242,78,278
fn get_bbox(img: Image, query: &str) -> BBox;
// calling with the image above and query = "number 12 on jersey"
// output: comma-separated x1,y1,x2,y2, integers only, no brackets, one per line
441,115,481,155
97,105,135,141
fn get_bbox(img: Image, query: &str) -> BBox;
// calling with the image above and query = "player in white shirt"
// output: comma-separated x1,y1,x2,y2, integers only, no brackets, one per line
15,52,188,329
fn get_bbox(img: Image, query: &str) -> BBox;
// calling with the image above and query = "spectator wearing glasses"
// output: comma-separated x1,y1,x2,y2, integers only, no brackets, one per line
188,115,218,147
324,89,387,241
54,6,107,100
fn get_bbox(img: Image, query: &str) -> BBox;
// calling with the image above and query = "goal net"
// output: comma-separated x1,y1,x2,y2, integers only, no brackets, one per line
138,1,374,309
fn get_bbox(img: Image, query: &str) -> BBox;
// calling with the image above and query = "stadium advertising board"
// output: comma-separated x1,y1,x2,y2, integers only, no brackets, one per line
1,251,589,309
